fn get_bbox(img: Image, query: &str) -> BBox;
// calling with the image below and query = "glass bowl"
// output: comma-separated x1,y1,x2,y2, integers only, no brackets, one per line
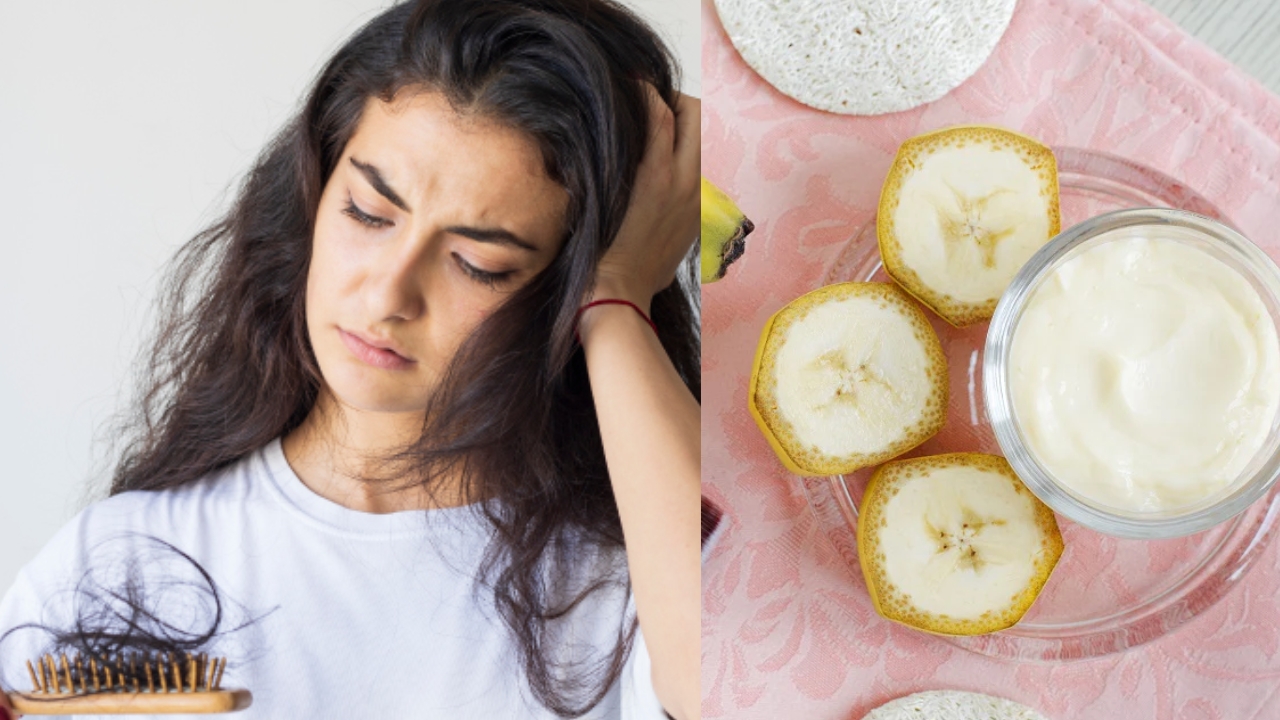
803,146,1280,660
985,208,1280,538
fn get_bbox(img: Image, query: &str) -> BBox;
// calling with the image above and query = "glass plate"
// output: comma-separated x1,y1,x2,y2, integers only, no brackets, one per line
800,147,1280,661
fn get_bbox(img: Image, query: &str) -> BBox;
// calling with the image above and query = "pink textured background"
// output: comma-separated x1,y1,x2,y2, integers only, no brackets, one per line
700,0,1280,717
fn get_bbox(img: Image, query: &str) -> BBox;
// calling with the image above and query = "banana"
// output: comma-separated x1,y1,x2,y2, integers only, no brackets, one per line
858,453,1063,636
749,282,947,476
700,176,754,283
878,125,1060,327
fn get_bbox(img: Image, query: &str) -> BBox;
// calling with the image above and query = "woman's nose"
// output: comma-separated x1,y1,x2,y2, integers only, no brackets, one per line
363,233,428,322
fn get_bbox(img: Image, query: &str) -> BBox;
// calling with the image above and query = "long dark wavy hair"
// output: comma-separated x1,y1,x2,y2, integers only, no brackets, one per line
101,0,699,715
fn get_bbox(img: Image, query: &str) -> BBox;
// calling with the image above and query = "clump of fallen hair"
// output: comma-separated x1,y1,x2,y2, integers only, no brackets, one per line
1,536,267,696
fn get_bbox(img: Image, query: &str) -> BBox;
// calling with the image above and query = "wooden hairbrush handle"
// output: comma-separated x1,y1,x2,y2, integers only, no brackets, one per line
7,689,252,714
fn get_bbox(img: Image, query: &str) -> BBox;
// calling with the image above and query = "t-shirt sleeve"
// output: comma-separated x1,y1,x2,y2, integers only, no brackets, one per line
620,627,666,720
0,565,41,687
702,496,724,561
0,566,75,720
0,498,146,720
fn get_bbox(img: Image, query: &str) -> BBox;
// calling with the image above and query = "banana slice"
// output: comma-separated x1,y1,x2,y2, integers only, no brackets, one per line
879,126,1060,327
749,282,948,476
858,453,1063,635
701,176,754,283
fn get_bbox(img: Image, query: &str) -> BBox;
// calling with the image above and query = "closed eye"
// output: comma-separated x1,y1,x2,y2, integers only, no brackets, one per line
342,194,394,229
452,253,514,289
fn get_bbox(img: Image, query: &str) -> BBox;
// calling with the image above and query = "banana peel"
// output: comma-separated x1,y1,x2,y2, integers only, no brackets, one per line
701,176,753,283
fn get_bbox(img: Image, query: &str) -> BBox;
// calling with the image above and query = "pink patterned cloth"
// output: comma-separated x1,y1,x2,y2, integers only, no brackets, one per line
701,0,1280,717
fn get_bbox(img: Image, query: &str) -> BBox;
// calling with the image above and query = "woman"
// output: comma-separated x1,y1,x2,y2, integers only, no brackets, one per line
0,1,700,718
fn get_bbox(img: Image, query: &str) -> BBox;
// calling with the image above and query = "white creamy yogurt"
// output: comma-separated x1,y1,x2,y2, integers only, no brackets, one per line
1009,236,1280,512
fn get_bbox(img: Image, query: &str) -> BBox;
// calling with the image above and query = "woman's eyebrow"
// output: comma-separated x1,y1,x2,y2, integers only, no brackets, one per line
349,155,539,253
446,226,539,253
350,157,410,212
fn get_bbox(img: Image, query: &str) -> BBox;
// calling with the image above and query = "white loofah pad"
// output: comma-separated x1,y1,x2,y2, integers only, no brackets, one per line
714,0,1016,115
863,690,1048,719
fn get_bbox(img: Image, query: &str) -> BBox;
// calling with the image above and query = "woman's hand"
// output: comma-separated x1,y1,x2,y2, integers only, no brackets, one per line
591,86,700,312
1,687,19,719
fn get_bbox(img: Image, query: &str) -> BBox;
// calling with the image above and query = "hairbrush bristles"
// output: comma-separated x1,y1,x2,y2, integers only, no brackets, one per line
6,651,251,715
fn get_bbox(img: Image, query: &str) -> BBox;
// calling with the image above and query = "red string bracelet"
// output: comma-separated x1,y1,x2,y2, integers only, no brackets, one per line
575,298,659,343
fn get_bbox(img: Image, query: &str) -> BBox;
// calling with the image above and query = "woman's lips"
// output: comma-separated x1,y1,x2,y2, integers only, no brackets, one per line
338,329,416,370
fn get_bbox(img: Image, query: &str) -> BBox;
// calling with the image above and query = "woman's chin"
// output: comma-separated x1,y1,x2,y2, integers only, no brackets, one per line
343,393,431,415
325,366,438,416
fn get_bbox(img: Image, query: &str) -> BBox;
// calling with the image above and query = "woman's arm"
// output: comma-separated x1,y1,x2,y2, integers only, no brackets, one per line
578,87,701,720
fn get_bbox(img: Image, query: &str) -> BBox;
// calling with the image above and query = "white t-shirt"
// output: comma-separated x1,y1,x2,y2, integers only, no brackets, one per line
0,439,666,719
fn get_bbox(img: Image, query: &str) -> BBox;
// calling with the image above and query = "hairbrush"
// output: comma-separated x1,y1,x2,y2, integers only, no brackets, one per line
4,651,251,715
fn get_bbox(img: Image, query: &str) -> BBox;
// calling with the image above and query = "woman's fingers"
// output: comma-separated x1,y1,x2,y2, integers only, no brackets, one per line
644,83,676,154
666,92,700,269
0,688,19,719
591,82,699,305
635,84,675,196
672,93,700,185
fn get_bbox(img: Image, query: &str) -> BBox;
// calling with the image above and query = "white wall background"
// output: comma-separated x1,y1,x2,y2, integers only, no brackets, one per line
0,0,699,595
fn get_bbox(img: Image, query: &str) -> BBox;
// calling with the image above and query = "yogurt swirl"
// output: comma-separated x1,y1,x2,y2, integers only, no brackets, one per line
1009,236,1280,512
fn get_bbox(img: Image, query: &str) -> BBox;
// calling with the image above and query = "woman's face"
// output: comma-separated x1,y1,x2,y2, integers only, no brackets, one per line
306,90,569,415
